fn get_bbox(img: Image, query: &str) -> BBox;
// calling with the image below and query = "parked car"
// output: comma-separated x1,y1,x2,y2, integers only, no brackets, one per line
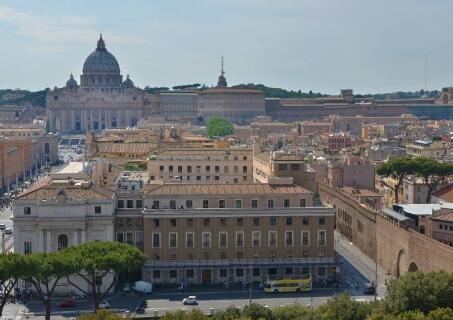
59,298,75,308
0,224,6,230
363,286,376,295
4,229,12,235
99,300,110,309
182,296,198,305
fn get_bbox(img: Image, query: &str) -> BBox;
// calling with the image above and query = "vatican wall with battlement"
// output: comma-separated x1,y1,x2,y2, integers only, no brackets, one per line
319,182,453,276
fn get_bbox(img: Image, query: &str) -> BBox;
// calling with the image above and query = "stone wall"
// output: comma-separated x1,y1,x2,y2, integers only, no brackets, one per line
319,182,453,276
319,183,377,260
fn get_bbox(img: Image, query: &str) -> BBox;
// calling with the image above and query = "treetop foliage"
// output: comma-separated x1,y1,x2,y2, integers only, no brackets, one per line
206,117,234,138
61,241,147,274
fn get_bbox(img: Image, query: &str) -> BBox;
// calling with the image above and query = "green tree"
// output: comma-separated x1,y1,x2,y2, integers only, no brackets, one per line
63,241,147,311
23,252,76,320
212,306,242,320
206,117,233,138
426,308,453,320
318,294,375,320
77,310,123,320
412,158,453,203
384,272,453,315
272,304,314,320
376,157,416,204
161,310,208,320
172,83,201,90
242,303,274,320
0,254,25,317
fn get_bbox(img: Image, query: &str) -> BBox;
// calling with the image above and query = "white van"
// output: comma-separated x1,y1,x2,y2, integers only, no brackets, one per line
132,281,152,294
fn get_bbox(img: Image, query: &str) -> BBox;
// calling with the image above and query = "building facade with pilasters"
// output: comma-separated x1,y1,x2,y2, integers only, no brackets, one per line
13,179,116,293
46,35,155,134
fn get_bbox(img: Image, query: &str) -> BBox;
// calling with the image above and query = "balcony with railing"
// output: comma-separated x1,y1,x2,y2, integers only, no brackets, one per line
144,257,336,269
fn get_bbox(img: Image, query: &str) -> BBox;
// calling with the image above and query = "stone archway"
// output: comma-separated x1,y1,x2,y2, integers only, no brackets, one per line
408,262,419,273
396,249,408,277
58,234,69,251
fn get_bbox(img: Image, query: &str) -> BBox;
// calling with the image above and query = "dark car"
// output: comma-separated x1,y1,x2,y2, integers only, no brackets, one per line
59,298,76,308
363,286,376,295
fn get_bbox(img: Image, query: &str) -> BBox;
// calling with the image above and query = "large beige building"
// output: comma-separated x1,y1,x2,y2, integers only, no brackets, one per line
253,151,317,192
139,183,333,284
148,147,253,184
46,35,156,134
405,140,448,159
14,165,335,287
0,134,58,193
198,63,265,124
158,92,198,121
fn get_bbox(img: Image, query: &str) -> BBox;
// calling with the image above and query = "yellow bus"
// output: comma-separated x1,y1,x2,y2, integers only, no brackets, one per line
264,275,312,293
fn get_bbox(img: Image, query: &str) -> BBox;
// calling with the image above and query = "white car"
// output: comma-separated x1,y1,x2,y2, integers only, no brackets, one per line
182,296,198,305
99,300,110,309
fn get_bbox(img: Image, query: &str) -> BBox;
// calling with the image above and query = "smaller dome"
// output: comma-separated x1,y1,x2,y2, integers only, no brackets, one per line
122,74,134,89
66,74,78,89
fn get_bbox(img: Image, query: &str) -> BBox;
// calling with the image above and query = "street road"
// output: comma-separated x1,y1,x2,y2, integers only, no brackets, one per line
334,230,390,297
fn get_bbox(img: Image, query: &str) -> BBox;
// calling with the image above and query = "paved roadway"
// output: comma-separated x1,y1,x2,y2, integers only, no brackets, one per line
334,231,391,297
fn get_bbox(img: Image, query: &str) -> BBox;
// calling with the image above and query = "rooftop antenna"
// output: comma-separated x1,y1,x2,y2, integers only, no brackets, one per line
221,56,225,77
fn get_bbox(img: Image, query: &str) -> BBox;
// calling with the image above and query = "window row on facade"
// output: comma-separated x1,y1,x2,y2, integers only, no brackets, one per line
150,215,323,228
158,164,249,173
149,230,327,249
148,198,307,210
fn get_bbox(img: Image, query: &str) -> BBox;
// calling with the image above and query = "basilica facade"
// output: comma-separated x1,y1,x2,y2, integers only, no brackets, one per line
46,35,157,134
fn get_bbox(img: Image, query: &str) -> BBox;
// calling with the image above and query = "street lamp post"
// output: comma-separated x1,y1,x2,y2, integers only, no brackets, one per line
374,259,378,301
249,260,253,306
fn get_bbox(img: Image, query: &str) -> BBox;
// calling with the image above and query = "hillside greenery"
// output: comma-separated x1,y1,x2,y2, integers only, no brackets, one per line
0,88,49,108
231,83,326,99
0,86,442,107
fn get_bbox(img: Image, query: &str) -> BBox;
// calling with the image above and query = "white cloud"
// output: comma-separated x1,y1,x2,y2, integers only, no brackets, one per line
0,4,146,45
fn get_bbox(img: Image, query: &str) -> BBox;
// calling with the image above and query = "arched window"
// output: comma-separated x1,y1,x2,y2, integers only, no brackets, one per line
58,234,69,251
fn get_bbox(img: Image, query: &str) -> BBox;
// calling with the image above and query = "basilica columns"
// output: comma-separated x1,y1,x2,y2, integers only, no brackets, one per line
73,230,79,246
46,231,52,253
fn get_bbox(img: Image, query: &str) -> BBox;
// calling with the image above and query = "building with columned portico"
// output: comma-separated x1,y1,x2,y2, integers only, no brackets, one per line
46,35,156,134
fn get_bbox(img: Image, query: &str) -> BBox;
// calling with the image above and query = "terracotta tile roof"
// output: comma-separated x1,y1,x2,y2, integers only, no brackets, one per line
154,148,252,156
19,181,115,201
255,152,270,163
145,183,311,196
432,211,453,222
97,142,156,154
273,154,305,161
433,184,453,203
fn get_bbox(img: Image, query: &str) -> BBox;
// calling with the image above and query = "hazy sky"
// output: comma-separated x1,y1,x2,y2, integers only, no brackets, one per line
1,0,452,94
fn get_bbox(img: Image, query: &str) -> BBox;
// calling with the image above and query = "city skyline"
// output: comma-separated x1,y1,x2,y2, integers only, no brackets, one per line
1,0,453,94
